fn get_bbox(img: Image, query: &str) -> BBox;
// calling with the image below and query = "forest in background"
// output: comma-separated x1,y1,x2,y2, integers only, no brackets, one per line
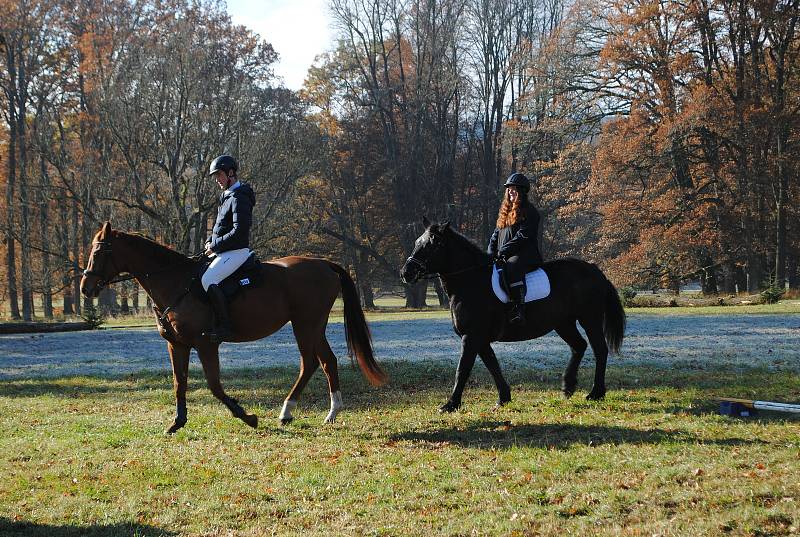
1,0,799,320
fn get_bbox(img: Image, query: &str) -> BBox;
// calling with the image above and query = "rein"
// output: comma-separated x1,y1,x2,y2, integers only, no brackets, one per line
405,255,492,280
84,240,206,321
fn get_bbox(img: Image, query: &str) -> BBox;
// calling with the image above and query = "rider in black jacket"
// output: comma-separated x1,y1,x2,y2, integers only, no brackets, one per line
488,173,543,325
202,155,255,342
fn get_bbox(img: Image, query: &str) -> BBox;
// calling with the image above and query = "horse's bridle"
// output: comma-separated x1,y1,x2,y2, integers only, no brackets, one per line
403,255,434,279
82,240,133,290
405,237,491,281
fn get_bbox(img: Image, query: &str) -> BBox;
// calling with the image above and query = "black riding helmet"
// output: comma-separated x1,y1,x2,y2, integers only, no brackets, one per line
503,172,530,193
208,155,238,177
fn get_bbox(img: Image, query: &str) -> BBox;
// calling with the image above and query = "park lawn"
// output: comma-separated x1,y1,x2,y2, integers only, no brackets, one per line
94,299,800,329
99,306,454,328
0,362,798,536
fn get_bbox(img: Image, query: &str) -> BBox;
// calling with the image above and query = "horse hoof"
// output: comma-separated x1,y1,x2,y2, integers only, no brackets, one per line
324,416,336,424
280,417,294,426
439,402,460,413
242,414,258,428
586,390,606,401
562,378,577,398
166,419,186,434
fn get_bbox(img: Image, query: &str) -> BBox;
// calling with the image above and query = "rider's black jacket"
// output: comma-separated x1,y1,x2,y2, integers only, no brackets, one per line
208,182,255,253
487,202,543,270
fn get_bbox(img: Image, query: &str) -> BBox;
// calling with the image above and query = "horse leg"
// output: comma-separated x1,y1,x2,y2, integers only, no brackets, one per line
478,344,511,408
196,344,258,428
555,321,588,398
441,334,481,413
316,338,342,424
166,341,190,434
279,324,321,425
579,319,608,400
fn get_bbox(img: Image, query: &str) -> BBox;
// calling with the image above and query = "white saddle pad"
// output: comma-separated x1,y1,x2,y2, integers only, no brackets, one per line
491,265,551,303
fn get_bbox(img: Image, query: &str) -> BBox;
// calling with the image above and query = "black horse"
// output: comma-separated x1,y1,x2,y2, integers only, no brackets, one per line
400,218,625,412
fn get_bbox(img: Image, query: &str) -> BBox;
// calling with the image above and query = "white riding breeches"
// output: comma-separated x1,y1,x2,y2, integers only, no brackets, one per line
201,248,251,291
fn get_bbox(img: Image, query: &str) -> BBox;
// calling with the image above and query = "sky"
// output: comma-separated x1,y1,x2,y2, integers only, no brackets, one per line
226,0,335,90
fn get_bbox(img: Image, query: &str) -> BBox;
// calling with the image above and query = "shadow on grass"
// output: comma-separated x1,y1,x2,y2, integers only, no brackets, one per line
2,362,798,417
0,519,174,537
0,368,299,400
391,420,768,450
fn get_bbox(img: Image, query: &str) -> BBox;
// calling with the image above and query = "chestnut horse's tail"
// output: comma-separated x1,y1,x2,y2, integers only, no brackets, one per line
328,262,388,386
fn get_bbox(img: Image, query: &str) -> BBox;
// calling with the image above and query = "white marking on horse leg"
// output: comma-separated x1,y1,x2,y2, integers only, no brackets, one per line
324,391,343,423
279,399,297,422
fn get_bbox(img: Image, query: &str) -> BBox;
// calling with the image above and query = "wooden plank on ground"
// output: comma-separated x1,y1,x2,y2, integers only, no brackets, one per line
0,322,92,334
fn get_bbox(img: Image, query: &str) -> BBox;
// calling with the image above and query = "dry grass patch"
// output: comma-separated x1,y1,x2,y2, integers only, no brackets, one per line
1,363,798,536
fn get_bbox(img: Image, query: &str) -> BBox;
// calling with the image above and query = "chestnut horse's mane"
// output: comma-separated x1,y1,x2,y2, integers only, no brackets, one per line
116,231,198,268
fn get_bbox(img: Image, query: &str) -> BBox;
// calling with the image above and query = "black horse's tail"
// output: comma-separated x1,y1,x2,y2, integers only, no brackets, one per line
602,275,626,354
328,262,388,386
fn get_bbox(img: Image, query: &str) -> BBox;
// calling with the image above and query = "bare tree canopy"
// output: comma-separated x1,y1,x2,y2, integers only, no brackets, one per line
1,0,799,318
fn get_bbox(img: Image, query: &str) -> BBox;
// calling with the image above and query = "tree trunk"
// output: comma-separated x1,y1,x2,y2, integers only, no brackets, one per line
359,281,375,310
81,203,92,312
5,104,20,319
354,251,375,309
18,65,33,320
775,132,787,288
71,196,81,315
404,280,428,308
700,256,718,295
132,284,140,313
35,154,52,318
734,265,747,295
119,284,129,315
60,196,73,314
720,262,737,294
747,256,763,293
432,277,448,307
788,254,799,290
98,287,117,315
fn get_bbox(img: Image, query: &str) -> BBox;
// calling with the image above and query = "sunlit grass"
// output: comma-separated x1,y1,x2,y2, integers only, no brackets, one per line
1,362,798,536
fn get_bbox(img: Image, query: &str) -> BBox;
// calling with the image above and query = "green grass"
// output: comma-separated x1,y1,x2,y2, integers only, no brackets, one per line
1,363,798,536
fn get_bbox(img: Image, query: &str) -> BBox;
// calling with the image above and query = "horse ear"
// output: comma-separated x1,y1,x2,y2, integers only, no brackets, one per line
422,216,431,228
441,220,450,231
100,221,112,239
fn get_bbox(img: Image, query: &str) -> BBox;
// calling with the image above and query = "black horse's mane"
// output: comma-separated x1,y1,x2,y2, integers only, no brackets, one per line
117,231,197,267
437,224,489,259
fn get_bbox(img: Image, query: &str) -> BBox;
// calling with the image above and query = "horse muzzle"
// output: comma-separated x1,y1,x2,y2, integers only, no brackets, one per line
80,274,103,299
400,262,420,285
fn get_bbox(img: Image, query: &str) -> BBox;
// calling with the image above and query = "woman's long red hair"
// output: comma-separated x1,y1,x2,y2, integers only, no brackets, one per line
496,190,524,228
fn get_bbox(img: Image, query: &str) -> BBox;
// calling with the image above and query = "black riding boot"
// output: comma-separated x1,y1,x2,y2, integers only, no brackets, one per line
204,284,233,343
508,284,526,325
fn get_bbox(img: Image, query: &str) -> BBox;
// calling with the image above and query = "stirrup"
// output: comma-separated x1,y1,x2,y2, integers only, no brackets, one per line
508,305,525,325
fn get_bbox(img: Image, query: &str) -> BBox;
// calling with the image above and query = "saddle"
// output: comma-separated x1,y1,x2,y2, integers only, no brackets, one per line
191,253,264,303
491,264,550,304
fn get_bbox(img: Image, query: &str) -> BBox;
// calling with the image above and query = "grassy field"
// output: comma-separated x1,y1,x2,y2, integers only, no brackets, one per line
85,299,800,329
5,293,800,329
1,362,798,536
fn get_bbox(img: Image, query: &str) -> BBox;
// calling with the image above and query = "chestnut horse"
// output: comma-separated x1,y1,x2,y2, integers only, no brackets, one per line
80,222,387,433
